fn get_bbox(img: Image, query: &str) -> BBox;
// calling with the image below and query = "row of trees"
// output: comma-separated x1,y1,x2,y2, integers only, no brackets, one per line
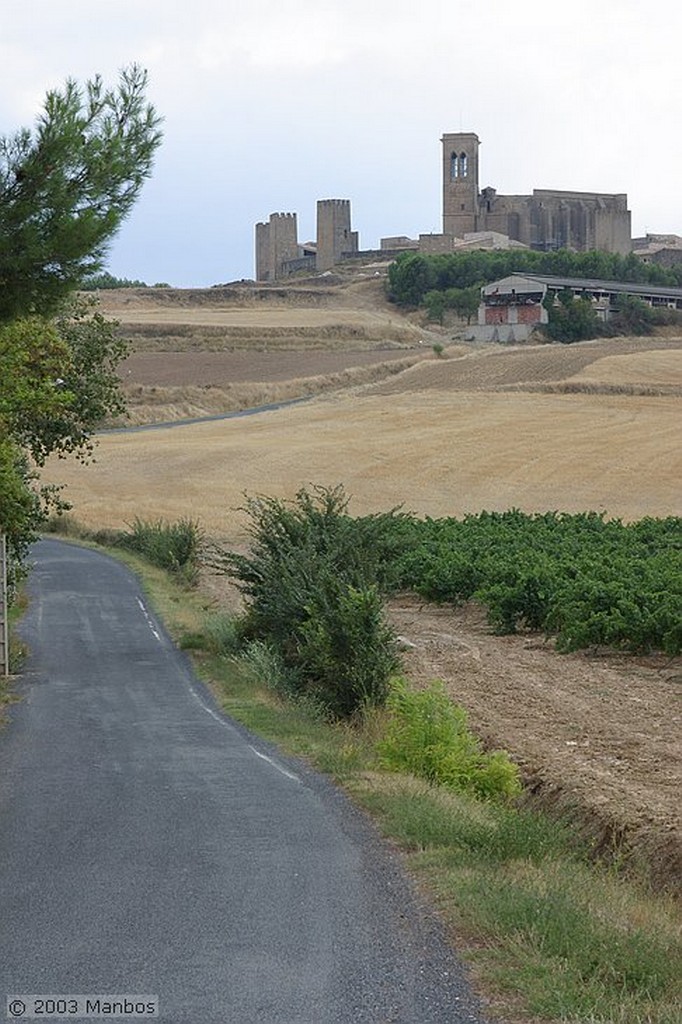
387,248,682,308
81,271,171,290
0,66,162,585
388,248,681,342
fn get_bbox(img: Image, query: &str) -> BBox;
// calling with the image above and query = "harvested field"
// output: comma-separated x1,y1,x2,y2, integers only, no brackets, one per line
46,389,681,532
49,286,681,889
371,335,682,394
94,280,427,352
568,347,682,387
118,354,431,425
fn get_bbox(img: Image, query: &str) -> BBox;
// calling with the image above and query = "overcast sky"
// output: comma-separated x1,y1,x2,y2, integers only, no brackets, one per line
2,0,681,287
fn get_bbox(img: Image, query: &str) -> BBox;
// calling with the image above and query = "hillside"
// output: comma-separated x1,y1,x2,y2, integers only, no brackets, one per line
49,278,681,888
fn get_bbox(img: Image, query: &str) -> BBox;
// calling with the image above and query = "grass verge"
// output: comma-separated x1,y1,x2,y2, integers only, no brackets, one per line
37,530,682,1024
0,594,29,717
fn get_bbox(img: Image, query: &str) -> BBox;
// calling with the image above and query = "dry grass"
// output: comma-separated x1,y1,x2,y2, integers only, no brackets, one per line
44,388,681,537
568,347,682,387
120,322,421,353
95,280,426,352
371,336,682,394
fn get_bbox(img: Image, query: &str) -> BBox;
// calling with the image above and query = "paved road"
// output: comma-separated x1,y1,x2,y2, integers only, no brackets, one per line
0,540,486,1023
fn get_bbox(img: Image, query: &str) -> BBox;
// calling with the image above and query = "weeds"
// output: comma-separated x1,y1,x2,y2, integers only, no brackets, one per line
358,780,681,1024
378,680,521,801
118,517,203,583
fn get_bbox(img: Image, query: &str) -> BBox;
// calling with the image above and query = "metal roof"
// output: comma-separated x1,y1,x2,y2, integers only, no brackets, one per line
513,273,682,300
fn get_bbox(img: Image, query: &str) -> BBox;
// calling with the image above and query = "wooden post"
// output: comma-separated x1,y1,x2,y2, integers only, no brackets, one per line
0,534,8,676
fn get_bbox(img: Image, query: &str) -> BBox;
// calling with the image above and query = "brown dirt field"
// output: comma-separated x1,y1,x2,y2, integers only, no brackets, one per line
120,348,426,387
388,596,681,890
50,292,682,887
117,355,432,425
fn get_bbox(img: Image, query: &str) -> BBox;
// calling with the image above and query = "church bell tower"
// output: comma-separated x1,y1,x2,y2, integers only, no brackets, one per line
442,132,480,237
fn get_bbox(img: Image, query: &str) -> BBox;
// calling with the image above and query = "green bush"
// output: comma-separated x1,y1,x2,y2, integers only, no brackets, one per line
211,486,404,718
297,581,399,717
378,680,521,801
545,292,600,343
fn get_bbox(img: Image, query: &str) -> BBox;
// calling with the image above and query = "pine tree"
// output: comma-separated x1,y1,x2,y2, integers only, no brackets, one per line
0,66,162,576
0,64,162,323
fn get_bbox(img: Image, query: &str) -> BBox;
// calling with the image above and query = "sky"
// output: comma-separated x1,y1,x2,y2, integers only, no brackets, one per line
2,0,681,288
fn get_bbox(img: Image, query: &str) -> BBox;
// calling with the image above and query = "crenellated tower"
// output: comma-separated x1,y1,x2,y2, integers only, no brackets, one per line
316,199,358,272
255,212,298,281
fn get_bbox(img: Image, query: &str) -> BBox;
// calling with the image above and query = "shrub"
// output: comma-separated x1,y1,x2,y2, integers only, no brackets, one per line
378,680,521,801
210,486,403,718
297,580,399,717
545,292,600,343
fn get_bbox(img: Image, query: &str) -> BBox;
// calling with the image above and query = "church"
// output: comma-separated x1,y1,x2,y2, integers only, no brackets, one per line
423,132,631,256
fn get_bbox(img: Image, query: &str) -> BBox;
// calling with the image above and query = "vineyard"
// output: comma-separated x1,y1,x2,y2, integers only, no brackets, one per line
378,509,682,656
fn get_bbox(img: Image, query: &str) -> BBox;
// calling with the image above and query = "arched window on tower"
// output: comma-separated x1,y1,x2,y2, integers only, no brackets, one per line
450,152,459,180
459,152,468,178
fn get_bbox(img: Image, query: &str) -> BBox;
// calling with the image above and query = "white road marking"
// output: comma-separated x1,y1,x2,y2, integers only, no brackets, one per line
186,679,301,784
248,746,301,783
136,598,163,643
136,597,300,784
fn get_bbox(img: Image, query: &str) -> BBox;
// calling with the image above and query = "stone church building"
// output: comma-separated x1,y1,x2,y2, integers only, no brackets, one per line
427,132,631,255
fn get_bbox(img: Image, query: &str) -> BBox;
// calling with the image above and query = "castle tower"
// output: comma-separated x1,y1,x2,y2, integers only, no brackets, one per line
316,199,358,272
442,132,480,237
255,212,298,281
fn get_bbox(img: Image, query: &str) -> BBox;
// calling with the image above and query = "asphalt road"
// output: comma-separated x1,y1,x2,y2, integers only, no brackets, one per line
0,540,487,1023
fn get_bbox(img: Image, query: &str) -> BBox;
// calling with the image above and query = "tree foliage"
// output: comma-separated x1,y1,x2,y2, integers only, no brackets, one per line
0,300,131,574
0,67,161,581
545,290,600,343
81,271,150,290
0,64,162,324
387,248,682,308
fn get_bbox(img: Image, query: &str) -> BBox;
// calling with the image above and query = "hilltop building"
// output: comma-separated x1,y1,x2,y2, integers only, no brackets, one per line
424,132,631,256
255,200,359,282
255,130,634,280
468,273,682,343
632,233,682,269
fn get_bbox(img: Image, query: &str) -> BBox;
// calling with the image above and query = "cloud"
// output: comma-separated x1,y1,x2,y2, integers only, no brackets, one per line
2,0,681,284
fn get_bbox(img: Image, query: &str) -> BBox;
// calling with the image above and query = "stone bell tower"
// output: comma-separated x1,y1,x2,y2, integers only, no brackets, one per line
442,132,480,237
